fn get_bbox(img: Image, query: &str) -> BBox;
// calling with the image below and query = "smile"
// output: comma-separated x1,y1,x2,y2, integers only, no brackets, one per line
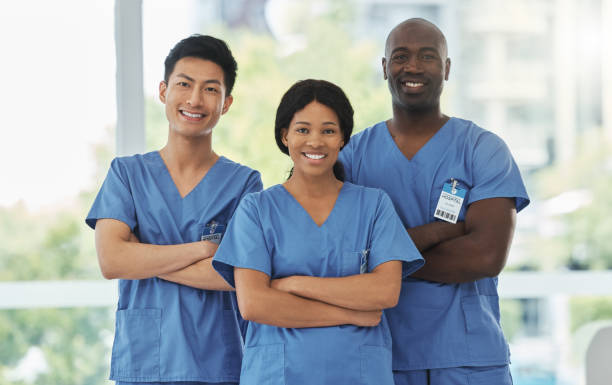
404,81,424,88
303,153,326,160
181,110,204,118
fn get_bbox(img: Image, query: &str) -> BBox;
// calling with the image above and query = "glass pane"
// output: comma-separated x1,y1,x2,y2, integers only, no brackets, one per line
1,0,115,383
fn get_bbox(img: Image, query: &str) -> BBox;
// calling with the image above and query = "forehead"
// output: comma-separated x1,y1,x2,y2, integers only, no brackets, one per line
169,57,225,84
292,101,339,122
386,21,446,56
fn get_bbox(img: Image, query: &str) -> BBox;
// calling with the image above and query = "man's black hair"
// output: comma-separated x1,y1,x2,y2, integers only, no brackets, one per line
164,34,237,95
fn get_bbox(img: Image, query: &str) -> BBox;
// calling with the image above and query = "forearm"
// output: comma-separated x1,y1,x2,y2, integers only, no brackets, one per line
238,285,379,328
411,229,512,283
273,267,401,311
97,238,213,280
158,258,234,291
409,198,516,283
407,221,465,252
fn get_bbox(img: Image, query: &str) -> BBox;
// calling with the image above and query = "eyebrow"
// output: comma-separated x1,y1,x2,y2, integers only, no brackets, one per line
293,121,338,126
390,46,439,55
175,73,222,85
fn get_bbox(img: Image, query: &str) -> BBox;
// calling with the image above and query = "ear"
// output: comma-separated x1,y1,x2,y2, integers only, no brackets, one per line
221,95,234,115
444,58,451,81
159,81,168,104
281,128,289,147
382,57,388,80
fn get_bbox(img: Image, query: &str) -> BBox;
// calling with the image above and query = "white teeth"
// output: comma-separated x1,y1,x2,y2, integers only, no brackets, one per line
182,111,203,118
304,153,325,160
405,82,423,87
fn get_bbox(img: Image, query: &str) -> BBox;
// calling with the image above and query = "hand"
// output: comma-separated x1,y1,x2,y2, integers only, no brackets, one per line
201,240,219,259
351,309,382,327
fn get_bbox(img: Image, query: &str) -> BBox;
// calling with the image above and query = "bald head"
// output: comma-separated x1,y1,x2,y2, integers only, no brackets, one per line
381,17,451,114
385,18,448,59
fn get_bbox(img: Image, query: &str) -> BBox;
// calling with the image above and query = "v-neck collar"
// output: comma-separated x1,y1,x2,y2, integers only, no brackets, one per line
382,118,454,164
278,183,346,229
154,151,224,200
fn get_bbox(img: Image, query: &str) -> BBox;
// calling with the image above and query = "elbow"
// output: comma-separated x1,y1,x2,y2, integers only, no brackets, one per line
99,264,119,280
97,254,120,280
236,291,263,322
378,282,402,309
238,301,256,321
482,251,508,278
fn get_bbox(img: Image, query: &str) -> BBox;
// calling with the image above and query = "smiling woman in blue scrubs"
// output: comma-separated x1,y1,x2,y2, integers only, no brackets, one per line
213,79,424,385
86,35,261,385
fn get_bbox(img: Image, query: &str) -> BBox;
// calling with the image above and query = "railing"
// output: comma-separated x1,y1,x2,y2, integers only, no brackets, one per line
1,271,611,309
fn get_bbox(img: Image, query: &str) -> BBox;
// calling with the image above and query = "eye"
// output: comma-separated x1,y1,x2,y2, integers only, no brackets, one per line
391,54,409,63
323,128,337,135
205,87,219,93
296,127,308,134
177,81,190,87
421,54,436,60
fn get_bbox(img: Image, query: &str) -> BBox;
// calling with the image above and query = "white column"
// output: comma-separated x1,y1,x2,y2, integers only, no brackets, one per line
603,0,612,141
554,0,577,164
114,0,145,156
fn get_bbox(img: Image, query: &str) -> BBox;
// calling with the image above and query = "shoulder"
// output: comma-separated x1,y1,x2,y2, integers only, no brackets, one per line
450,117,507,147
346,121,387,148
216,156,261,179
343,182,390,207
107,152,155,178
240,184,283,206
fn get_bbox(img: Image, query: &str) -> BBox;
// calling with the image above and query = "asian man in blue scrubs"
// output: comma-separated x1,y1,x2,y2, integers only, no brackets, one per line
86,35,262,385
338,19,530,385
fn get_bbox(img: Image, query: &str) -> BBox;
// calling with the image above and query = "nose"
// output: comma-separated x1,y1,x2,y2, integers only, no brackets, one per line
403,55,423,73
306,131,324,148
186,87,203,106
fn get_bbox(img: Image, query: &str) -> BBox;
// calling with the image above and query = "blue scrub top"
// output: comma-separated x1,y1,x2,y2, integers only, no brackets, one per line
339,118,530,370
86,152,262,383
213,183,424,385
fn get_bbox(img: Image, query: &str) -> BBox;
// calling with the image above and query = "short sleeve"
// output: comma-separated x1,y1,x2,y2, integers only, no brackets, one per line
85,158,137,231
469,133,530,212
243,170,264,196
368,191,424,277
212,194,272,287
338,141,354,183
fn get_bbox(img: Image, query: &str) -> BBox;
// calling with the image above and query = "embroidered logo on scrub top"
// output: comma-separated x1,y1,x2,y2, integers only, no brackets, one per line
201,221,225,244
434,179,466,224
360,249,370,274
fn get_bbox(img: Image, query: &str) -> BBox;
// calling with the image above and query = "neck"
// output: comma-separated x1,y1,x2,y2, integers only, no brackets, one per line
390,103,449,136
160,131,217,172
284,170,342,198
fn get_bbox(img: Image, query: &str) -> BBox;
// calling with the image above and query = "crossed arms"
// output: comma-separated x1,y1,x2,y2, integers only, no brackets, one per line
243,197,517,329
94,218,233,290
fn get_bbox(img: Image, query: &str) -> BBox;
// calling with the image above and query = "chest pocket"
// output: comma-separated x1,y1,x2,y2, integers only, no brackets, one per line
341,251,365,276
429,178,471,222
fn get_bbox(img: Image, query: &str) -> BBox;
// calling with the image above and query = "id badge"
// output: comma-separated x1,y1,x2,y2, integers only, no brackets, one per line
201,221,225,244
360,249,369,274
433,179,466,224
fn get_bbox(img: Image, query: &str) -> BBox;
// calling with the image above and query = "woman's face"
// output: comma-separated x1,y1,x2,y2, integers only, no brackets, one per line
282,101,344,180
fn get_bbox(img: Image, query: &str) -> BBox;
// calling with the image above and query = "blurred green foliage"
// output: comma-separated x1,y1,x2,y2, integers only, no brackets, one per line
570,297,612,333
525,133,612,270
